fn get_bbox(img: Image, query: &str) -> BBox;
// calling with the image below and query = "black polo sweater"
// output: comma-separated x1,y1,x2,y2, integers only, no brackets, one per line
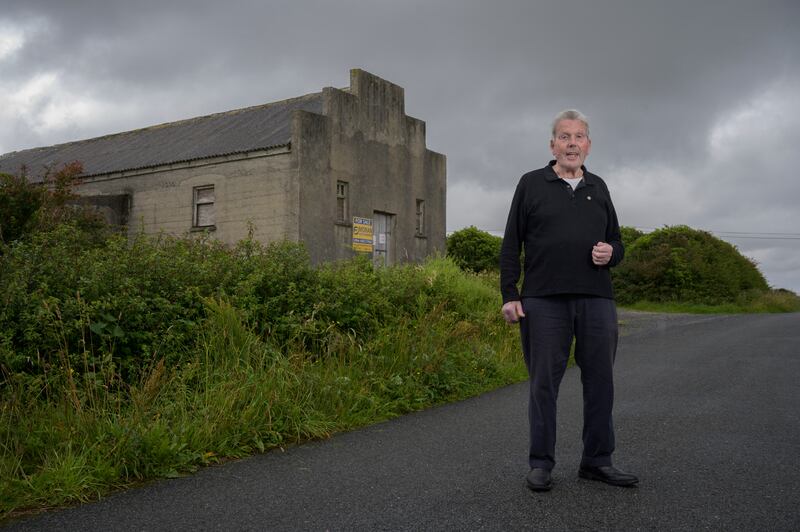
500,161,623,303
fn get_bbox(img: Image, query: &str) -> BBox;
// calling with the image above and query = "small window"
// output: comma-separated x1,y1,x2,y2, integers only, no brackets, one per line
193,185,215,228
415,199,425,235
336,181,349,222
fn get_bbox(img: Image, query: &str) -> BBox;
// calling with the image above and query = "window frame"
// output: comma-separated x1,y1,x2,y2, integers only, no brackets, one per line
336,181,349,223
193,185,216,229
415,198,425,236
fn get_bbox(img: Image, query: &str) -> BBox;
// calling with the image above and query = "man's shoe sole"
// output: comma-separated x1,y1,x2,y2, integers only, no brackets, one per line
578,469,638,487
526,480,553,492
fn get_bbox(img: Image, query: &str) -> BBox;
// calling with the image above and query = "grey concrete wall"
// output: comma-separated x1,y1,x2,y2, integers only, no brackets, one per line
74,150,297,245
296,69,446,265
72,194,131,228
293,110,334,264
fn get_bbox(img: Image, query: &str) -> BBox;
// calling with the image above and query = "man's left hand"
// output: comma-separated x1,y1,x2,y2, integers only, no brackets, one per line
591,242,613,266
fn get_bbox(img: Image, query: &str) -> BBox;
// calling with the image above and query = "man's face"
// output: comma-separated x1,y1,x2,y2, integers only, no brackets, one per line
550,119,591,173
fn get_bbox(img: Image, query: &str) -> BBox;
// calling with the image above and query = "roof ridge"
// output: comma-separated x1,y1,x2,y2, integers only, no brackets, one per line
1,90,323,157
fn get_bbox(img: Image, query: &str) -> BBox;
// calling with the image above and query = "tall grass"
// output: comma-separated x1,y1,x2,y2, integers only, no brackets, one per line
0,250,525,518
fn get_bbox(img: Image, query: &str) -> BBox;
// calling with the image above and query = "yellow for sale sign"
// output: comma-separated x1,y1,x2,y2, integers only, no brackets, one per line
352,217,373,252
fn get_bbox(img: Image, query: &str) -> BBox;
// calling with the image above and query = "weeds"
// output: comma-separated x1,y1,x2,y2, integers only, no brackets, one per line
0,237,524,518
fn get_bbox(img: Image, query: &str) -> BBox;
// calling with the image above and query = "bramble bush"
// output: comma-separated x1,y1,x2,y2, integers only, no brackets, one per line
0,224,522,516
0,221,504,387
0,163,107,247
1,227,238,381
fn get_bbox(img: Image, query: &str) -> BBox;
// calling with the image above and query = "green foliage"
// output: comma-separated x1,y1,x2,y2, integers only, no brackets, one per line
0,162,106,247
446,226,502,272
0,171,47,245
613,225,769,305
1,229,241,381
620,225,645,250
0,227,525,517
2,209,794,518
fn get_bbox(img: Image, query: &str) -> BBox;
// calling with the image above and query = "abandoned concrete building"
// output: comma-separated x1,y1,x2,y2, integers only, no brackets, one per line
0,69,446,265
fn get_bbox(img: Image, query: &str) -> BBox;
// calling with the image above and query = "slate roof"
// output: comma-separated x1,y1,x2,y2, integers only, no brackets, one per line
0,92,324,182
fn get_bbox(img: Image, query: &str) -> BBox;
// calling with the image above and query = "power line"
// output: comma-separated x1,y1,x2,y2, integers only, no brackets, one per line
710,231,800,236
452,227,800,241
631,227,800,241
707,235,800,240
631,226,800,236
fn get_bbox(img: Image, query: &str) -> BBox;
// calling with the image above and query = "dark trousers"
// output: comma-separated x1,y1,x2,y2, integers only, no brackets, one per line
520,295,618,471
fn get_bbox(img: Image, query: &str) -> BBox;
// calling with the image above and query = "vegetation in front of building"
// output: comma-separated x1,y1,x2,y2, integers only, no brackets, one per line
0,163,106,246
446,226,800,312
1,250,523,518
0,171,525,517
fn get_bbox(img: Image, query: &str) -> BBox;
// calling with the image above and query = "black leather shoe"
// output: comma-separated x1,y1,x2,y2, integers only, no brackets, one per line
578,465,638,487
526,468,553,491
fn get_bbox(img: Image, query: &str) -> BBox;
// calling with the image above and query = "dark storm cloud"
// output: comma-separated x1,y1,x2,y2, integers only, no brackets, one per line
1,0,798,289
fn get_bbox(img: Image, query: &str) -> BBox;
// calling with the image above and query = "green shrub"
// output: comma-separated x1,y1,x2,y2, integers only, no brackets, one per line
0,245,524,517
613,225,769,305
446,226,502,272
0,220,507,391
0,228,237,381
0,163,107,247
620,226,644,250
0,171,47,245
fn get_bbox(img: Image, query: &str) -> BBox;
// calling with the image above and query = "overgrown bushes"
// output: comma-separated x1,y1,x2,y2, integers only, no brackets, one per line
0,221,523,517
1,169,525,516
0,163,106,247
446,226,502,273
446,224,792,309
612,225,770,305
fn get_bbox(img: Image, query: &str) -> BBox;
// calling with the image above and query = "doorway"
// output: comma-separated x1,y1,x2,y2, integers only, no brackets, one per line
372,211,395,266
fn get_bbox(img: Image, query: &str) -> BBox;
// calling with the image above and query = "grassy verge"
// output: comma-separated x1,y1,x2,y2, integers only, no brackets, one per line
0,259,526,520
622,289,800,314
622,301,747,314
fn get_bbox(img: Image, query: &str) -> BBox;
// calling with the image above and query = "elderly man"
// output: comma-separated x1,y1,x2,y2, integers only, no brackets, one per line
500,109,637,491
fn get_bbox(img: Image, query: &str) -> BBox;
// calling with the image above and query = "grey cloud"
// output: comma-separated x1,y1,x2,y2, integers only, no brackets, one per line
1,0,798,290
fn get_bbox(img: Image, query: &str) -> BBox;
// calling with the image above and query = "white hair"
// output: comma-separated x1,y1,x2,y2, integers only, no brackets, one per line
551,109,590,138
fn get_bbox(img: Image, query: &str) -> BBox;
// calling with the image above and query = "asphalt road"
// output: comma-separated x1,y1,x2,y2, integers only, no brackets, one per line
5,311,800,531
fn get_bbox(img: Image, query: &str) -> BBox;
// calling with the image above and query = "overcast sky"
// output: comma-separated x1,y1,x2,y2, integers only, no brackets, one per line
1,0,799,292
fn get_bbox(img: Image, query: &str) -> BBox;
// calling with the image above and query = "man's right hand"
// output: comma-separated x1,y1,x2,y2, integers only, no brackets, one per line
502,300,525,323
